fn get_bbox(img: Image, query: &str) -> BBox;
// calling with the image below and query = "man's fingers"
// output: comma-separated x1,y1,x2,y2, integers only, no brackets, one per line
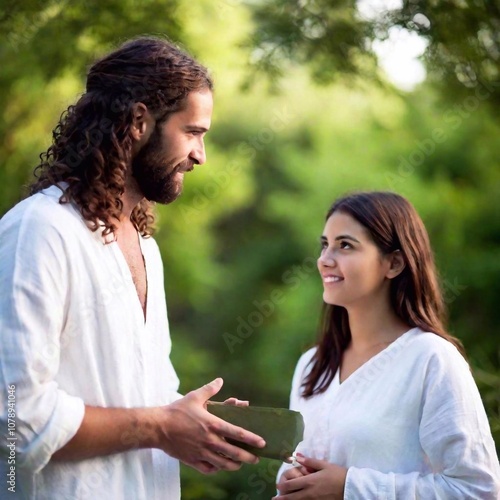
193,460,219,475
211,439,261,465
210,419,266,449
183,442,246,473
205,431,261,464
223,397,249,407
189,378,224,403
202,451,244,471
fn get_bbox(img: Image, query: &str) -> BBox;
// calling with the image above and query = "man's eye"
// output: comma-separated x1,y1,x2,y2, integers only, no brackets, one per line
189,130,205,137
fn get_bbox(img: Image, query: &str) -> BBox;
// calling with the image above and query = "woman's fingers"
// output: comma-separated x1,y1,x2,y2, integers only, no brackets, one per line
281,466,307,481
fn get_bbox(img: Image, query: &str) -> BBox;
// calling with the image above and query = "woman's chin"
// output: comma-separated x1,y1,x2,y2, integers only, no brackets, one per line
323,291,348,308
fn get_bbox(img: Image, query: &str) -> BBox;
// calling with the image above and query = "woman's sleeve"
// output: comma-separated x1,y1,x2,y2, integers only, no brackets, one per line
0,204,85,474
276,349,316,484
344,344,500,500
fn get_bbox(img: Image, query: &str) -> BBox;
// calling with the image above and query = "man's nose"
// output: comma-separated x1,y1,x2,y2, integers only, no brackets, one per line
190,139,206,165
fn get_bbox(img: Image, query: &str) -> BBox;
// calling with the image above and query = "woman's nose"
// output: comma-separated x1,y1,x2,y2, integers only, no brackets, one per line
318,250,335,267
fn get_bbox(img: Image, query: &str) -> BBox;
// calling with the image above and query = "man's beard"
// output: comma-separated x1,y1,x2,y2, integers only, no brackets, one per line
131,126,192,204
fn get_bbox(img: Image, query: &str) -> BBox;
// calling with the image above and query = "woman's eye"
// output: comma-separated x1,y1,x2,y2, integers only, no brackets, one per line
339,241,352,249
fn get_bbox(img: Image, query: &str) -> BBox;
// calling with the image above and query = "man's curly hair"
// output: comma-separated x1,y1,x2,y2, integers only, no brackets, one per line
30,36,213,239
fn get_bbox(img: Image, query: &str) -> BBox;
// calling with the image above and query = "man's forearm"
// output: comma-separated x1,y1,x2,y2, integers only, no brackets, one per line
51,405,161,461
50,379,266,474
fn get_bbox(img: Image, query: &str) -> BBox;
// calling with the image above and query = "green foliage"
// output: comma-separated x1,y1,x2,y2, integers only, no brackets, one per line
247,0,500,106
1,0,499,498
246,0,377,85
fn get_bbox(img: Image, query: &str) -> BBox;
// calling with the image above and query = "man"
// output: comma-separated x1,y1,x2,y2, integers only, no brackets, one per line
0,37,265,499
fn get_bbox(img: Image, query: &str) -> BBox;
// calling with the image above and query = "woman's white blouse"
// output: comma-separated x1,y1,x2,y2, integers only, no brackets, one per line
278,328,500,499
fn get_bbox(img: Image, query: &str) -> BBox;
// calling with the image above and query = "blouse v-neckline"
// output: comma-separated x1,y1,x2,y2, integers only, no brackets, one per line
336,327,418,390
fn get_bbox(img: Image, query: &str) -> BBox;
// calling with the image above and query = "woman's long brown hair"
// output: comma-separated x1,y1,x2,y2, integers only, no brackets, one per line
301,191,466,398
30,36,213,239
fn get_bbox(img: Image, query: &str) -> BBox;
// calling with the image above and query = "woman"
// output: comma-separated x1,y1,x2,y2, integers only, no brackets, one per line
275,192,500,499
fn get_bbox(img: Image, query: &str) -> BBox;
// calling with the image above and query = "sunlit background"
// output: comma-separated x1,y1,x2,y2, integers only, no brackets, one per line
1,0,499,498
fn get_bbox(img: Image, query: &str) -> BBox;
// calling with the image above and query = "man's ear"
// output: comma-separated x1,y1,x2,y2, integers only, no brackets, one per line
130,102,155,143
386,250,406,279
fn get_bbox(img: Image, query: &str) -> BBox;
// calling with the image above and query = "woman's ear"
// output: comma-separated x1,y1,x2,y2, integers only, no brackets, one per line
386,250,406,279
130,102,154,143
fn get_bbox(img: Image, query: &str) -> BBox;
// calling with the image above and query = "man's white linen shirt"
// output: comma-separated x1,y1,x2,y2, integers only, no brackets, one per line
278,328,500,499
0,185,182,499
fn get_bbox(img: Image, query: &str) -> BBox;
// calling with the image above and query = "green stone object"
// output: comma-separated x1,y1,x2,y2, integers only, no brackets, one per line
206,402,304,461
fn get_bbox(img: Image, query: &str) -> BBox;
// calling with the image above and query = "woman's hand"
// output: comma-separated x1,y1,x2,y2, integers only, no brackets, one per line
279,464,310,483
273,455,347,499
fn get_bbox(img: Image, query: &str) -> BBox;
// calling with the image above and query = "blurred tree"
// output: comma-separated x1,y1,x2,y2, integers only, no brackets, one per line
247,0,500,106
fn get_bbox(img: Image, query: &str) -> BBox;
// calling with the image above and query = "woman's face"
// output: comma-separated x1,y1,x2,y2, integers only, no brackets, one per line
317,211,394,309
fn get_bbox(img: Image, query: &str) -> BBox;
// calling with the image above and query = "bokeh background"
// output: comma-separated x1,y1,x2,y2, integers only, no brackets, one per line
1,0,499,498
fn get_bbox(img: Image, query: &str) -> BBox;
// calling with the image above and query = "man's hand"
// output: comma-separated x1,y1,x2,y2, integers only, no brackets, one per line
51,378,264,473
155,378,266,474
273,455,347,499
222,397,249,407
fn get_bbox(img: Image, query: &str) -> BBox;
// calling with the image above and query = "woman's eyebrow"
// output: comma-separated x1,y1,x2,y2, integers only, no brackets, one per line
320,234,360,243
335,234,360,243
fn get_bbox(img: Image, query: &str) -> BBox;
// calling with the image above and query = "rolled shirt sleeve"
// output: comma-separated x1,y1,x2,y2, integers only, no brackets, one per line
0,198,85,473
